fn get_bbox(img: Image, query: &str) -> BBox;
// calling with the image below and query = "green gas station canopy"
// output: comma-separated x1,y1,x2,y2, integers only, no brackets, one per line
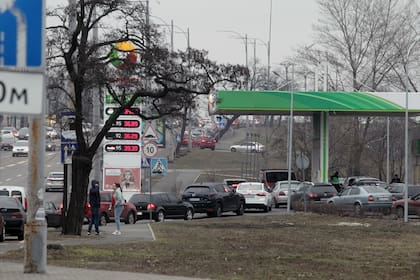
212,90,420,116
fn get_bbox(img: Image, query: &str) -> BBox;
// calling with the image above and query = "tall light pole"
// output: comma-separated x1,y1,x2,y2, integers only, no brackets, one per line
403,37,419,223
286,64,295,213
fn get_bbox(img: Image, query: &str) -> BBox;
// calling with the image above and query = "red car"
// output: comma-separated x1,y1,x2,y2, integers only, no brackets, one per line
181,136,201,147
85,191,137,225
392,192,420,218
199,136,216,150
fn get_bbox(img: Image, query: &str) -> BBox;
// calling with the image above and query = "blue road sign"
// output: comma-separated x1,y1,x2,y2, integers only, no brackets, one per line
151,158,168,174
0,0,43,67
60,130,78,164
61,143,78,164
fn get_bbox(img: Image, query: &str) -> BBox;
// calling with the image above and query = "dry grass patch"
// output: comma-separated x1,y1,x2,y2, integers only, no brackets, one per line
3,213,420,279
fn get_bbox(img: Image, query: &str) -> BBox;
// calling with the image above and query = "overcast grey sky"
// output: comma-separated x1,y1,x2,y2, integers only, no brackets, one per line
47,0,320,66
149,0,320,66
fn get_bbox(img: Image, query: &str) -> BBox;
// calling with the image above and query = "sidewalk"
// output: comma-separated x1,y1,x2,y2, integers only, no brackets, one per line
0,222,210,280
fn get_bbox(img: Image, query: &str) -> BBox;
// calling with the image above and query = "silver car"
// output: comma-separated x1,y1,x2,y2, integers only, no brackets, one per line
328,185,393,216
271,180,301,208
230,142,265,153
12,140,29,157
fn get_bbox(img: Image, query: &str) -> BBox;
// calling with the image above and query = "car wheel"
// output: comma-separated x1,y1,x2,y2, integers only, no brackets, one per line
354,203,363,217
264,205,269,212
100,213,107,226
230,148,237,152
18,232,24,241
396,206,404,218
275,202,279,209
214,203,222,217
155,210,165,222
236,201,244,216
12,153,15,157
125,211,136,224
184,208,194,220
0,225,5,242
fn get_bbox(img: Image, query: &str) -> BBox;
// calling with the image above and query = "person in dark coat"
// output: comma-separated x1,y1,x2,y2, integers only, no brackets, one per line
87,180,101,235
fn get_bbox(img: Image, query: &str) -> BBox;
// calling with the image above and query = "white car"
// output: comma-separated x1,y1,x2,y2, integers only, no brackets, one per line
45,127,58,139
12,140,29,157
271,180,301,208
46,171,64,191
236,182,274,212
230,141,265,153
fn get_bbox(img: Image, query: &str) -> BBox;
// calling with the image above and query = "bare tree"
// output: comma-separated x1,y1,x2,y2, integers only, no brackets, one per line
46,0,248,235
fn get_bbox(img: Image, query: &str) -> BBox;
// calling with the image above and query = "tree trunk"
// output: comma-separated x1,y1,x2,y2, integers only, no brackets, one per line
62,154,92,235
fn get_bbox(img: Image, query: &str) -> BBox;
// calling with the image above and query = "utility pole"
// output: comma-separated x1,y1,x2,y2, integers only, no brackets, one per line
23,0,47,273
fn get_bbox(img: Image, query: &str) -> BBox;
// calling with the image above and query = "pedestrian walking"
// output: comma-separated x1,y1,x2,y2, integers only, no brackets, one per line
112,182,124,235
87,179,101,236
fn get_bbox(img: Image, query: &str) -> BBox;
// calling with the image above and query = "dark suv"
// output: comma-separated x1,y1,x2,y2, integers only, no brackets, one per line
129,192,194,222
182,183,245,217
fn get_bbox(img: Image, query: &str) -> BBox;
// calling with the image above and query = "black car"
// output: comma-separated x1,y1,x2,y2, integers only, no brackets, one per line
46,140,57,151
182,183,245,217
45,201,62,228
0,212,5,242
129,192,194,222
0,196,26,240
290,182,338,210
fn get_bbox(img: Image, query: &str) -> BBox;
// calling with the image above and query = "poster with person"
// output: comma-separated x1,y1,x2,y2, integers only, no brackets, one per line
103,167,141,191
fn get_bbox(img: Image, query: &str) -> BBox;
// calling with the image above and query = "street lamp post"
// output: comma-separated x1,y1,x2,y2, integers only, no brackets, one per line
403,38,419,223
286,64,295,213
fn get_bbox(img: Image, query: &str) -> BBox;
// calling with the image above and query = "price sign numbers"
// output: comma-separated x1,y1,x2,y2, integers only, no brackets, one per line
106,132,140,140
104,144,140,153
112,120,140,128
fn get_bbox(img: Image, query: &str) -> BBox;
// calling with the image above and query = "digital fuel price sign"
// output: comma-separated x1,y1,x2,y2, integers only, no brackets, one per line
105,132,140,140
104,144,140,153
111,120,140,128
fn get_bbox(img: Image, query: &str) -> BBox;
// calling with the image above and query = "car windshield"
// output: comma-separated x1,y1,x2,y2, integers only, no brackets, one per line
362,185,388,193
49,173,63,179
278,183,300,190
237,184,263,191
311,186,336,192
184,186,211,194
15,141,28,147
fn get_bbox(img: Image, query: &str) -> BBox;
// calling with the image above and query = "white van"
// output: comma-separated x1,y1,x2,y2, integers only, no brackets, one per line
0,186,27,210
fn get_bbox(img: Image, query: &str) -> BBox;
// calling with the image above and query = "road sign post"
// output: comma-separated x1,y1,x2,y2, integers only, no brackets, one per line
0,0,47,273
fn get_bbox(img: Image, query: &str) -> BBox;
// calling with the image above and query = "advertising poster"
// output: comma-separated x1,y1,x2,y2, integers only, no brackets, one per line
103,167,141,191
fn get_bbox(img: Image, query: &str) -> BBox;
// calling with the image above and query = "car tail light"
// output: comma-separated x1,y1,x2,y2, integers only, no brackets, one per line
224,187,229,193
232,184,238,188
11,212,23,218
278,191,286,196
147,203,157,210
24,198,28,210
368,195,374,202
308,193,318,198
201,139,206,143
256,192,266,196
392,195,396,201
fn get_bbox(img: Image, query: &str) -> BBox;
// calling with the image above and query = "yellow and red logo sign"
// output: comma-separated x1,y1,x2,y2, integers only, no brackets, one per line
110,41,138,68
